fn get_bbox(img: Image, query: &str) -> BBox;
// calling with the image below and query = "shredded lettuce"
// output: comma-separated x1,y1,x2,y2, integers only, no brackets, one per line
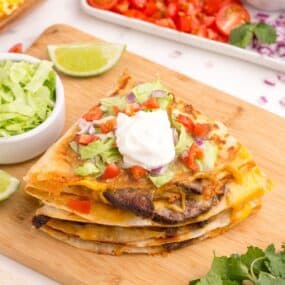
79,138,115,160
149,169,174,188
175,125,193,155
157,94,173,109
100,148,121,164
100,96,126,112
0,60,56,137
132,80,168,103
74,160,105,177
196,141,218,171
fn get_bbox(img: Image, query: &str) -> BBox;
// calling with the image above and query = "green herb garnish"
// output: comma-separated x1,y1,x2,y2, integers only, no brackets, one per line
230,23,277,48
189,243,285,285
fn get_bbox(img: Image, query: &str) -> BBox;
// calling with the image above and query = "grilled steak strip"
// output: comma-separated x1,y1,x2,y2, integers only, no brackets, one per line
153,198,215,224
103,188,154,218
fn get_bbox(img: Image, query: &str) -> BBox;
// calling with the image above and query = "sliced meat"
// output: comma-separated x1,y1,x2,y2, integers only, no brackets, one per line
153,198,215,224
32,215,50,229
103,188,154,218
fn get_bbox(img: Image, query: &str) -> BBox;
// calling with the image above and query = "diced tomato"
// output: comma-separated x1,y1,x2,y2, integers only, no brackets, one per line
177,114,195,133
113,106,121,115
83,106,103,121
130,0,146,9
99,118,117,133
68,198,91,214
87,0,118,9
112,0,129,13
177,12,192,32
8,43,23,53
215,3,250,36
102,163,120,179
203,0,222,15
143,0,157,17
142,97,160,109
193,123,210,137
76,134,99,145
155,18,176,29
124,9,146,19
181,142,204,171
130,165,147,180
167,2,178,19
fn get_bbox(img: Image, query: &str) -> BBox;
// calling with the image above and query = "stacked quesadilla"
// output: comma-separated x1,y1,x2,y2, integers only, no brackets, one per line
25,74,272,255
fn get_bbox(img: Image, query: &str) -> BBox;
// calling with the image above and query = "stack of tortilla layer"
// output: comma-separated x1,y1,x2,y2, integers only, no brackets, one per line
24,75,272,255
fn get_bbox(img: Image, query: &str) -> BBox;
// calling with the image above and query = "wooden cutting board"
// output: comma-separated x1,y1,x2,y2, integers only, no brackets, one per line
1,24,285,285
0,0,41,31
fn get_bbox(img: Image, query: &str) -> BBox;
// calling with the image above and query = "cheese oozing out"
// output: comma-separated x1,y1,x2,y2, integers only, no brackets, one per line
115,110,175,170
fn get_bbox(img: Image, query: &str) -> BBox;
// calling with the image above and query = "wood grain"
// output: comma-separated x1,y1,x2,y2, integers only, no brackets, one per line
0,0,41,31
1,24,285,285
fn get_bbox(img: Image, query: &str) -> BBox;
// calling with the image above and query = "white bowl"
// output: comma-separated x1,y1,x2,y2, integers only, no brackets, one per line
246,0,285,11
0,53,65,164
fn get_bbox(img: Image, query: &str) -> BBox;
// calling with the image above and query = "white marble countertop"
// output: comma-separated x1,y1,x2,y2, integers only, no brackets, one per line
0,0,284,284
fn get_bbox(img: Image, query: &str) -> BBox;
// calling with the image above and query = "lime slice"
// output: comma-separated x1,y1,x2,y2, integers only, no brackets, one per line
0,170,20,201
48,43,125,77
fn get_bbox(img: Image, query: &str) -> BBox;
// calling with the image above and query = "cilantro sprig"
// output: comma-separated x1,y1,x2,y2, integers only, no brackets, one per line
230,23,277,48
190,243,285,285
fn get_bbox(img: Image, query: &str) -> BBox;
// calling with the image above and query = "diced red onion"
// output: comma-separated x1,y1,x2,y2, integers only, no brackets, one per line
252,13,285,60
151,90,167,98
277,43,285,57
277,72,285,83
279,97,285,107
255,12,270,19
151,165,167,175
88,125,96,135
258,96,268,105
78,118,92,134
169,50,182,58
257,46,274,56
264,78,276,86
126,92,136,103
195,138,204,146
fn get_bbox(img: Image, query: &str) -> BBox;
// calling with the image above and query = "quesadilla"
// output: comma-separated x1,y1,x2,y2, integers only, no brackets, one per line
25,73,272,255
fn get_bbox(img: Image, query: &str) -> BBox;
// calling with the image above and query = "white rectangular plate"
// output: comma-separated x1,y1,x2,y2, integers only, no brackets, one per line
81,0,285,72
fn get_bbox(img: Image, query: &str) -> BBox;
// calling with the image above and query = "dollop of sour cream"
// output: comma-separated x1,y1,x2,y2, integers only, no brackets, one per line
115,110,175,170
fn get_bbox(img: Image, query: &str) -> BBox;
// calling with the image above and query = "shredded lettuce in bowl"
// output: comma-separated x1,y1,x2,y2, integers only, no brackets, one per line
0,60,56,137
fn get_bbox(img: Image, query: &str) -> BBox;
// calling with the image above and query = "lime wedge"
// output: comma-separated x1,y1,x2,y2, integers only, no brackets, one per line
48,43,125,77
0,170,20,201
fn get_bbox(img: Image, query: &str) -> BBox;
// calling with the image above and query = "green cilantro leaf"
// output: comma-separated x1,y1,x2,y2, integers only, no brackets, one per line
264,245,285,278
229,23,254,48
189,244,285,285
254,23,277,45
230,22,277,49
189,272,223,285
257,272,285,285
227,255,250,281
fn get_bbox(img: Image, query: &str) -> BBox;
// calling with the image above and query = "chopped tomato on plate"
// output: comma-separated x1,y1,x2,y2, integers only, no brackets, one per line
87,0,118,10
130,165,147,180
181,142,204,171
177,114,195,133
215,3,250,36
68,198,92,214
99,118,117,133
76,134,99,145
142,97,160,109
83,106,103,121
102,163,121,179
8,43,23,53
87,0,251,43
